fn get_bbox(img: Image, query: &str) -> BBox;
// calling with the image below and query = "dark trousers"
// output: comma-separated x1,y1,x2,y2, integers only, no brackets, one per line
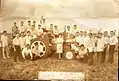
101,47,107,63
88,52,94,65
14,45,21,62
108,45,115,64
97,51,103,64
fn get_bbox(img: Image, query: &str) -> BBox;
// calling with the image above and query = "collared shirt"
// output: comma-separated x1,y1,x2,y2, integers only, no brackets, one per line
25,36,32,45
26,25,31,31
103,36,110,45
22,48,33,58
109,36,118,45
78,36,84,45
13,37,20,45
75,36,80,43
96,38,105,52
19,37,26,49
85,36,95,52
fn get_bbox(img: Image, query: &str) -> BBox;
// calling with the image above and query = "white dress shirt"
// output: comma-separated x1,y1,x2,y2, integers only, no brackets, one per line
25,36,32,45
1,35,8,47
85,37,95,52
78,48,87,58
19,25,26,33
103,36,110,45
19,37,26,49
109,36,118,45
96,38,105,52
13,37,20,45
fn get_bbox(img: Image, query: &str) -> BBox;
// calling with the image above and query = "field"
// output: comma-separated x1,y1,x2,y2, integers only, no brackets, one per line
0,51,118,81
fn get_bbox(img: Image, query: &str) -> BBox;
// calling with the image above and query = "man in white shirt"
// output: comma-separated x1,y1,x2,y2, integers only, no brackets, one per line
102,31,110,63
72,25,78,35
96,33,105,64
53,25,59,37
19,21,26,33
13,33,21,62
22,44,33,60
41,19,46,30
79,31,84,45
1,31,10,59
36,24,43,36
108,31,118,64
25,31,32,46
75,32,80,45
85,33,95,65
26,20,32,32
19,32,26,50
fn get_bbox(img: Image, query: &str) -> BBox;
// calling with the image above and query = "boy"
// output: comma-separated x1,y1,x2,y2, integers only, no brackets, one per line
13,33,21,62
1,31,10,59
22,44,33,60
56,33,64,59
76,44,88,63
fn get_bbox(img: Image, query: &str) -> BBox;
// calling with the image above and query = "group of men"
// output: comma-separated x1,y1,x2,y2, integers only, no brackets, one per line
0,16,118,65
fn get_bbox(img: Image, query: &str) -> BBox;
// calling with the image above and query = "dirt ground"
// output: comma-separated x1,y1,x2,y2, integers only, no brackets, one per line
0,52,118,81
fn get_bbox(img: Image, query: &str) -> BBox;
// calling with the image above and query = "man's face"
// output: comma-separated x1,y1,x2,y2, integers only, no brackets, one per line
104,31,108,36
21,33,24,37
50,24,53,29
54,26,58,30
14,22,16,26
110,31,114,36
27,32,31,36
33,21,36,25
38,25,41,29
73,25,77,30
80,31,83,36
21,21,24,26
89,33,92,38
28,21,31,25
4,32,7,35
76,32,79,36
67,26,70,31
31,25,35,30
16,34,20,38
84,31,87,36
80,46,85,50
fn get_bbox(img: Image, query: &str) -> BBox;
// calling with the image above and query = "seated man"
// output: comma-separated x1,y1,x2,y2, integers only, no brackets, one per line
32,42,42,57
22,44,33,60
76,44,88,63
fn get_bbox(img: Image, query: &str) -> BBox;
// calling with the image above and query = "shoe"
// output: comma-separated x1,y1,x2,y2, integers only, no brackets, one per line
3,57,6,59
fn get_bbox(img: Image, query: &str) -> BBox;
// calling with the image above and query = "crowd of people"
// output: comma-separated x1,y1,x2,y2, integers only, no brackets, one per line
0,16,118,66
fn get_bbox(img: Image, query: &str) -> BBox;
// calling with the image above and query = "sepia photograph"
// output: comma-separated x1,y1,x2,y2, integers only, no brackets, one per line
0,0,118,80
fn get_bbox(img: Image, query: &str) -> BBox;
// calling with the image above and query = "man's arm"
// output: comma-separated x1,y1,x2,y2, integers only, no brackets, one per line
29,50,33,60
22,49,25,59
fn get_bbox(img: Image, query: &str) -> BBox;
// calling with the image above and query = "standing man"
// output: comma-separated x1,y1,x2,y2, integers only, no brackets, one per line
13,33,21,62
53,25,59,37
85,33,95,65
26,20,32,32
72,25,78,35
96,33,105,65
12,22,19,38
102,31,110,63
41,19,46,30
1,31,10,59
108,31,118,64
19,32,26,50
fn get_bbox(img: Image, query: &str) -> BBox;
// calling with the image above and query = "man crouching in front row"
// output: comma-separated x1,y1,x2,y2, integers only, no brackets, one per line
22,44,33,60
